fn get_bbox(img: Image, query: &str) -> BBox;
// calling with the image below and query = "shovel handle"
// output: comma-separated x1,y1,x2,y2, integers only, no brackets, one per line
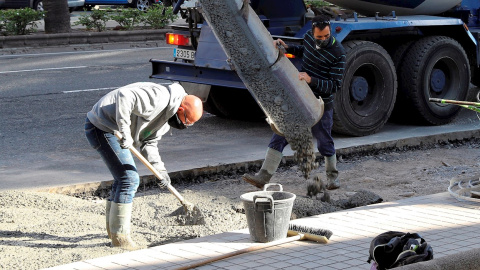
429,98,480,106
113,131,187,204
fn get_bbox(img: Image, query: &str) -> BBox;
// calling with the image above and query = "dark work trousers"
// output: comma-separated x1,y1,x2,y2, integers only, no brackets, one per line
84,117,140,204
268,109,335,157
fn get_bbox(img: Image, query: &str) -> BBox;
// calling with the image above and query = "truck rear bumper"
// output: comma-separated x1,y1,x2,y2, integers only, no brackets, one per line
150,59,246,89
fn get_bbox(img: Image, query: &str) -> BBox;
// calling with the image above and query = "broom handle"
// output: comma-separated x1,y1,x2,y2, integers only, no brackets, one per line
429,98,480,106
175,235,304,270
113,131,187,204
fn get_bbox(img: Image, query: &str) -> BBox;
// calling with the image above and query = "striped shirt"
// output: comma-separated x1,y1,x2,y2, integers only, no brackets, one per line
287,30,346,110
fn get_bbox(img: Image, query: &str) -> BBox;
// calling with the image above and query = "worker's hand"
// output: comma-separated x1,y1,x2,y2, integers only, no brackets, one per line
119,133,134,149
156,170,171,188
273,39,288,49
299,72,312,84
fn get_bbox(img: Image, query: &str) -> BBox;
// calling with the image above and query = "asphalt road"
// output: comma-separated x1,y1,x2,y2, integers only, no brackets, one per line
1,41,480,191
0,42,275,190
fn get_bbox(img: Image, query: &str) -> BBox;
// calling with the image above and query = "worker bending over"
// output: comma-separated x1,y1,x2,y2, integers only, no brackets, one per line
85,82,203,249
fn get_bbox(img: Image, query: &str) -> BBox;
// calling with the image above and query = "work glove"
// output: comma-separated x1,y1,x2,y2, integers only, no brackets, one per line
119,132,134,149
156,170,171,188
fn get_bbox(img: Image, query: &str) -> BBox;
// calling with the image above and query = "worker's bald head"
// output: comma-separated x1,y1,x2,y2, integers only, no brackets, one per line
179,95,203,125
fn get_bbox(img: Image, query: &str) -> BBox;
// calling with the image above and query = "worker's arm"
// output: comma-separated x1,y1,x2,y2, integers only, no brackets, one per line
286,43,304,56
116,89,137,148
274,39,304,56
140,139,165,171
140,138,171,187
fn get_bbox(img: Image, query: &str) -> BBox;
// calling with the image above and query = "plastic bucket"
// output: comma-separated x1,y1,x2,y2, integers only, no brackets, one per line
240,183,296,243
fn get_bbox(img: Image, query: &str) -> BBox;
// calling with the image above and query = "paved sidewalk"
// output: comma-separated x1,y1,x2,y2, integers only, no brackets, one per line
44,192,480,270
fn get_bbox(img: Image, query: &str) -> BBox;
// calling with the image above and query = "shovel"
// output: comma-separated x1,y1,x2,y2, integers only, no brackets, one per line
114,131,205,225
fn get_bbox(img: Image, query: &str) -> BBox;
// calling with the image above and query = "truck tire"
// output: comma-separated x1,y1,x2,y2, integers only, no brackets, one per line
203,91,226,118
207,86,265,120
389,40,415,122
397,36,470,124
333,40,397,136
471,66,480,88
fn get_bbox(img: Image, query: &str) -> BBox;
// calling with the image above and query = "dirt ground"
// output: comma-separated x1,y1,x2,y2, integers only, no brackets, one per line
1,139,480,270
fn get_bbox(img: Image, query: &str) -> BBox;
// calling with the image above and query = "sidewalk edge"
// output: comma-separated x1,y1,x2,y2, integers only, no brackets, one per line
37,128,480,196
0,29,169,49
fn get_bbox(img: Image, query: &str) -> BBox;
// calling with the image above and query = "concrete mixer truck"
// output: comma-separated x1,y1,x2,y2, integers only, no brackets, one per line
150,0,480,136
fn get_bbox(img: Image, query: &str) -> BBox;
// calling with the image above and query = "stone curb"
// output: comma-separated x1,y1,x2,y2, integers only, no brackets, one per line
38,128,480,196
0,29,169,49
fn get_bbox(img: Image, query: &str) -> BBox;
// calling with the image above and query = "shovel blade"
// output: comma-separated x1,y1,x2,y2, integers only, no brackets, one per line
170,203,206,226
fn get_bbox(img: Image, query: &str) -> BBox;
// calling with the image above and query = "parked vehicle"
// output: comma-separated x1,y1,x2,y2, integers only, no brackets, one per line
151,0,480,136
0,0,85,12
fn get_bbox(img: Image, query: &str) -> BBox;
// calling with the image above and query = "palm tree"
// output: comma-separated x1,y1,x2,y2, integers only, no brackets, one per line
43,0,71,33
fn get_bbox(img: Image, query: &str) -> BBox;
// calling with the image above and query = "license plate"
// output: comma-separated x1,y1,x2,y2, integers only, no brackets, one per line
174,48,195,60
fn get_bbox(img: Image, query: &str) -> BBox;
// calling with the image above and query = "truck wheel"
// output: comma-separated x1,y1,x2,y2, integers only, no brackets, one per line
207,86,265,120
333,40,397,136
398,36,470,124
471,66,480,88
389,40,415,122
203,91,226,118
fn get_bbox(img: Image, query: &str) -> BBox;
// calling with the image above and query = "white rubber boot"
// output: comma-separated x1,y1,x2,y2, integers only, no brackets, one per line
106,200,112,239
242,148,282,189
109,202,137,250
325,155,340,190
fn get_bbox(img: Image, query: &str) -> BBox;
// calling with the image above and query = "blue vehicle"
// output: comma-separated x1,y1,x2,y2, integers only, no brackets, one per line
151,0,480,136
0,0,85,12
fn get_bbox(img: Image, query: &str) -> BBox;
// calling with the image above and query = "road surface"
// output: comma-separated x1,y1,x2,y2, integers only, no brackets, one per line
1,41,480,191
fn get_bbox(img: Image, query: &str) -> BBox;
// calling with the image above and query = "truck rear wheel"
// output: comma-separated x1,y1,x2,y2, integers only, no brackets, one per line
333,40,397,136
389,40,415,122
206,86,265,120
397,36,470,124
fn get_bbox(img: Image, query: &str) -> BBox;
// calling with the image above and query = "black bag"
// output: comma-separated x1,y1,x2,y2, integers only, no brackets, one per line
367,231,434,270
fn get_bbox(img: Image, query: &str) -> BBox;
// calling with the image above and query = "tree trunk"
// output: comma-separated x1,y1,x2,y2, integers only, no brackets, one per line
44,0,71,34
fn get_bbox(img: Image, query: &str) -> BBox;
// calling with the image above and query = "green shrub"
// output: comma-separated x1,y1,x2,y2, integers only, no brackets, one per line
2,8,44,35
144,4,177,29
305,0,330,8
110,7,145,30
73,8,111,32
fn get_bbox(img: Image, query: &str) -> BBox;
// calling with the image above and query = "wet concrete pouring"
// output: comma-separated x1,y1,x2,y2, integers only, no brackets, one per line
1,138,480,269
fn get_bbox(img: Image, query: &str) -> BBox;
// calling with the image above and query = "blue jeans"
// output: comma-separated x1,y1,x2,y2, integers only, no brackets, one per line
268,109,335,157
84,118,139,203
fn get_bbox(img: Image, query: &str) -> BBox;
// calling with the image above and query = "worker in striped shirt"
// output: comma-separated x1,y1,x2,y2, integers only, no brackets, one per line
243,14,346,191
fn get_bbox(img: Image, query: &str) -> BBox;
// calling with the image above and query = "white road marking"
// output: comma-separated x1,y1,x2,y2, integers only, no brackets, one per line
0,47,171,59
62,87,118,93
0,66,89,74
63,82,174,94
